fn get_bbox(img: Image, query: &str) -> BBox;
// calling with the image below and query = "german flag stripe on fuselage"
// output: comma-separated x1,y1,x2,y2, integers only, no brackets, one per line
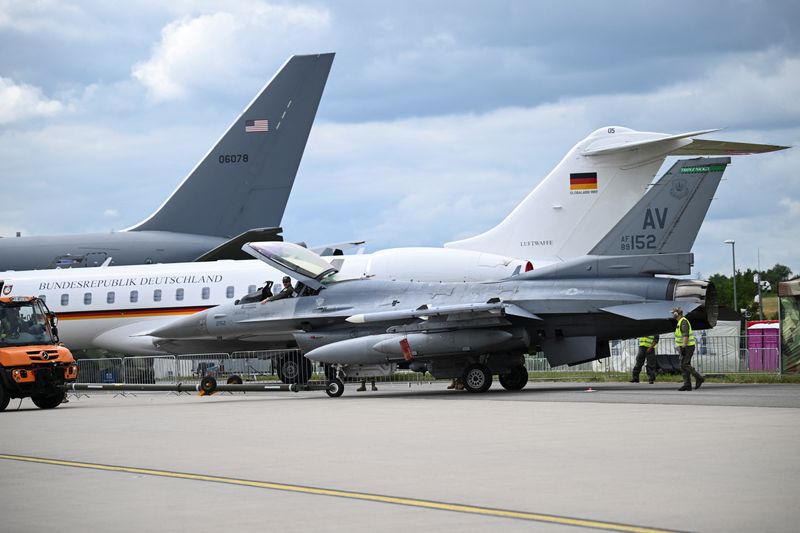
56,306,213,321
570,172,598,190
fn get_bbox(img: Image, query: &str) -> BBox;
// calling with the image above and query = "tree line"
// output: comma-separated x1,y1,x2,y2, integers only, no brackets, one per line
705,264,793,319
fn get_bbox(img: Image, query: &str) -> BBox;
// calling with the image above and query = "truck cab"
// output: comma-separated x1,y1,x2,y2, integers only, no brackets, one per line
0,295,77,411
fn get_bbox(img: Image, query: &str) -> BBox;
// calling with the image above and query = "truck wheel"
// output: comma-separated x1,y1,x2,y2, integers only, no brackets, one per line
31,392,63,410
463,364,492,393
0,382,9,412
279,356,313,384
499,364,529,391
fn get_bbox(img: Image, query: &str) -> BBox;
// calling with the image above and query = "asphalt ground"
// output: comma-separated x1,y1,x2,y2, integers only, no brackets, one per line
2,381,799,533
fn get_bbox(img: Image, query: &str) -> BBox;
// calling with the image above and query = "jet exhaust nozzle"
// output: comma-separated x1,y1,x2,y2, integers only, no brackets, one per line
673,279,718,329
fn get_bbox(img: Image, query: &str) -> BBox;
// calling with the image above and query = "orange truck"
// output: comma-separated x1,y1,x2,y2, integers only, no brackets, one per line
0,296,77,411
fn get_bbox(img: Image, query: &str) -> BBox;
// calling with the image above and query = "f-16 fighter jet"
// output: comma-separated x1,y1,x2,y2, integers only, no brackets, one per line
147,157,729,392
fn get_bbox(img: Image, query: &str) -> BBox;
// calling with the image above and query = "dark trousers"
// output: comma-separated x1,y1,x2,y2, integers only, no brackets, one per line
632,347,657,382
679,345,702,386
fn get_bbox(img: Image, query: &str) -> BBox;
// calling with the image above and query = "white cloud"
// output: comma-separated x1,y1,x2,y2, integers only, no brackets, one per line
0,0,103,41
103,209,119,217
779,197,800,217
132,3,331,101
550,52,800,131
285,51,799,274
0,77,65,124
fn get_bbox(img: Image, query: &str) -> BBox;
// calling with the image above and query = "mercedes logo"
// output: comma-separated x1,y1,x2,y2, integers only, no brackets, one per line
41,351,50,360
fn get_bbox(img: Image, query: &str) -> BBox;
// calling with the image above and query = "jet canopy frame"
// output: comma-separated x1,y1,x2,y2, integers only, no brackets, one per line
243,242,338,290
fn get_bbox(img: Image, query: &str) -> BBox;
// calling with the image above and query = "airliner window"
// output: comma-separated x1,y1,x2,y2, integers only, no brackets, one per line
107,292,115,304
154,289,162,302
202,287,210,300
84,292,92,305
130,290,139,303
176,288,184,301
61,294,69,306
38,295,46,303
226,286,235,298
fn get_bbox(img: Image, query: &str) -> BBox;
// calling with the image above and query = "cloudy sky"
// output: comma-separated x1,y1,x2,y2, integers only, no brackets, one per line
1,0,798,278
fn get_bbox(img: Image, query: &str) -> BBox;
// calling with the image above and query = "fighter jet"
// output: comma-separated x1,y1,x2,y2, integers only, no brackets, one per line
0,53,334,270
147,157,729,391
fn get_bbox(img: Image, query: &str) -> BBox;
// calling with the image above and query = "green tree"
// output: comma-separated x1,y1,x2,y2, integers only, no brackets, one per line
763,264,793,291
708,264,793,318
709,273,733,310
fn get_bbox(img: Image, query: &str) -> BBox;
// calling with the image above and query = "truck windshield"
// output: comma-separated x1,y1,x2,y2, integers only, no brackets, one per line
0,301,56,347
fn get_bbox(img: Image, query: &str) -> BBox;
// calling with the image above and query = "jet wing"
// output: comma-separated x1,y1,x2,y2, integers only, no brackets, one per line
309,240,366,256
601,301,700,321
194,227,283,261
346,302,541,324
582,128,788,156
668,138,789,155
581,129,720,155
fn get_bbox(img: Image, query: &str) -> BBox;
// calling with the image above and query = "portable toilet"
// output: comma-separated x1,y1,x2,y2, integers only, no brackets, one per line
747,321,780,371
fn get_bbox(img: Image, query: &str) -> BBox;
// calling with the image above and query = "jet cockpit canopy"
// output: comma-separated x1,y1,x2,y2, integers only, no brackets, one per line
242,241,338,290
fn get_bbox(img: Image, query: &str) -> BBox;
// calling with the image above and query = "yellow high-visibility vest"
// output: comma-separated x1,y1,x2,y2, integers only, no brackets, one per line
674,316,695,346
639,336,657,348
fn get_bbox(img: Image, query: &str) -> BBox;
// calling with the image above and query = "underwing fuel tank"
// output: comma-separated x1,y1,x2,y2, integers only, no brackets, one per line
303,329,525,365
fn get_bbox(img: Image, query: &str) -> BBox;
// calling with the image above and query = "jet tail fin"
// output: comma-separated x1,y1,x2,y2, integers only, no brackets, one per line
128,53,334,238
194,227,283,261
523,157,729,279
445,127,784,264
589,156,730,256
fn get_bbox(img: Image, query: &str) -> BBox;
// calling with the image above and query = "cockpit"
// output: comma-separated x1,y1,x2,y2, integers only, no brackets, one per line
239,241,340,304
0,299,55,347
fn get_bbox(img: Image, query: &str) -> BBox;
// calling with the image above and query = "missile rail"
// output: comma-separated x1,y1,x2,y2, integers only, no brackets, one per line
63,375,345,398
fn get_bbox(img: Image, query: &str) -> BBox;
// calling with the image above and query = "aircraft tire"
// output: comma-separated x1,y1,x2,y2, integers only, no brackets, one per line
279,356,313,385
200,376,218,395
463,364,492,393
0,381,10,412
226,375,243,385
499,365,529,391
325,378,345,398
31,391,63,410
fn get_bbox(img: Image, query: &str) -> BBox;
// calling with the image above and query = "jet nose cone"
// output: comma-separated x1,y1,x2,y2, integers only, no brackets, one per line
304,346,335,364
148,310,210,339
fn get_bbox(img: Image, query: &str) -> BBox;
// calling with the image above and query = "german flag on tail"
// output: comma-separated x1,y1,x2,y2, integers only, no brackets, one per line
570,172,598,192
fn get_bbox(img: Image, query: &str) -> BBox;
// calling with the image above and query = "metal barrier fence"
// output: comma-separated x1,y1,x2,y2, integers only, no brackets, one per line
74,334,780,389
525,335,779,375
76,350,308,385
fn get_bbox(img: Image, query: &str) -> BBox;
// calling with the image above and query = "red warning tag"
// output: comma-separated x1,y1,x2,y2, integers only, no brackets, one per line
399,338,413,361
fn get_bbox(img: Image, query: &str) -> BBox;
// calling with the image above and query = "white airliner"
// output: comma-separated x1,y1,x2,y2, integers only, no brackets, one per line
0,126,785,356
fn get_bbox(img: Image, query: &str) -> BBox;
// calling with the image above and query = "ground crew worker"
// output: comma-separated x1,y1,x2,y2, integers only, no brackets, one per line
672,306,705,391
447,378,465,390
357,378,378,392
630,334,659,384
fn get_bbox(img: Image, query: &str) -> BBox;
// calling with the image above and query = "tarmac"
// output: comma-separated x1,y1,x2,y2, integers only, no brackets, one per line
2,381,799,533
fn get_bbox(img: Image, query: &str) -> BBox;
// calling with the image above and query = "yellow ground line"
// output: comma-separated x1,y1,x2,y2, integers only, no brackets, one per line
0,454,681,533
